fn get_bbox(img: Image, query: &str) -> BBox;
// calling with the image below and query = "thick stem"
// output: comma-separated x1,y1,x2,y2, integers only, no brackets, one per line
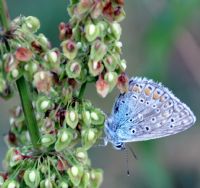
16,76,41,149
0,0,9,30
78,82,87,99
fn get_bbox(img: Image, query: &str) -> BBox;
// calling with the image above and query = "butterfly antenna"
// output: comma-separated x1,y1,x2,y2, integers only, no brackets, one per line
125,148,130,176
127,145,138,160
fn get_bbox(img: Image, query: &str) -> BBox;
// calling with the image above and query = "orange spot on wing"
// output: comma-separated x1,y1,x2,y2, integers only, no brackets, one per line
144,88,151,96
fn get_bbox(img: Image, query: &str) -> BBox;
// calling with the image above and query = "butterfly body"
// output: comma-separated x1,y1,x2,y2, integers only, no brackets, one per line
104,77,196,150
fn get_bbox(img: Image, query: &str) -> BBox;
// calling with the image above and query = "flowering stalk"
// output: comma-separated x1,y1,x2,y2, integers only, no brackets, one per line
0,0,40,149
0,0,127,187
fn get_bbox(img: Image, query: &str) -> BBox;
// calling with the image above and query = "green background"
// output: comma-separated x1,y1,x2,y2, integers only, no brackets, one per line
1,0,200,187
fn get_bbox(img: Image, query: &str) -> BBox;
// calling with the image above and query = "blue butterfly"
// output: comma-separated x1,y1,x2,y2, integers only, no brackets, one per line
104,77,196,150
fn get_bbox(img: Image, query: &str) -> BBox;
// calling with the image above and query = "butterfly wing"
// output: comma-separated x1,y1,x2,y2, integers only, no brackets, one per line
108,77,196,143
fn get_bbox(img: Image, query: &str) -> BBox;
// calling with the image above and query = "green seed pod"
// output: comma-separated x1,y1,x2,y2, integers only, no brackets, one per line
0,175,4,186
37,33,50,49
90,40,107,62
88,60,104,77
7,68,21,81
59,181,69,188
44,50,59,65
40,179,53,188
79,171,90,188
67,165,84,187
36,96,52,113
41,134,56,148
55,128,73,152
24,60,38,75
75,147,89,165
82,110,91,126
24,169,40,187
90,108,105,125
85,22,100,42
81,128,98,150
65,110,79,129
23,16,40,33
90,169,103,188
110,22,122,40
103,54,119,71
96,21,108,38
62,86,73,105
62,40,78,60
66,60,82,78
0,74,7,93
2,180,19,188
118,59,127,72
104,71,118,92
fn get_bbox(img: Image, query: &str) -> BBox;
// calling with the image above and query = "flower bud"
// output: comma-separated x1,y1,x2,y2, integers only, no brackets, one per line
33,71,53,94
65,110,79,129
76,0,92,15
104,71,118,92
3,54,19,73
67,165,83,186
117,73,128,93
59,22,72,40
103,54,119,71
4,148,23,168
91,1,103,19
96,76,109,98
0,75,7,93
88,60,104,77
62,40,78,60
118,59,127,71
90,108,105,125
37,33,50,49
90,40,107,62
55,128,73,151
82,111,91,126
114,6,126,22
90,169,103,188
41,134,56,147
15,47,32,62
36,96,52,112
85,23,100,42
110,22,122,40
40,179,53,188
59,181,69,188
81,128,98,150
66,60,81,78
44,50,58,64
57,159,68,171
75,147,89,165
23,16,40,33
2,180,19,188
79,171,90,188
24,169,40,187
62,86,73,105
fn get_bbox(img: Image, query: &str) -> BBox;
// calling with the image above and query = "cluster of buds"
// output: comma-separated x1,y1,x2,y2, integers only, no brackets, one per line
59,0,128,97
1,147,103,188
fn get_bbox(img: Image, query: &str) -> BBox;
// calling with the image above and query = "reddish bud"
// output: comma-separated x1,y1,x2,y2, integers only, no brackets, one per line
57,159,68,171
103,2,114,20
117,73,129,93
96,75,109,98
15,47,32,62
115,0,124,5
59,22,72,40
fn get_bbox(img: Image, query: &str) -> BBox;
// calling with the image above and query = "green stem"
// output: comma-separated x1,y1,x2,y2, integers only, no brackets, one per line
0,0,9,30
0,0,41,149
16,76,41,149
78,82,87,99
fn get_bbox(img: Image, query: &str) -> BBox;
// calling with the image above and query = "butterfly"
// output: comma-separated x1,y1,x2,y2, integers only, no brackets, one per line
104,77,196,150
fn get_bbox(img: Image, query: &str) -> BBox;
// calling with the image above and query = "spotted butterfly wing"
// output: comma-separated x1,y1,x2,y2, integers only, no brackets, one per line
104,77,196,146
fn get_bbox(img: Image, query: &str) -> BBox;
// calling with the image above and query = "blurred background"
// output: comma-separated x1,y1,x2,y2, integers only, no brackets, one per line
1,0,200,187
